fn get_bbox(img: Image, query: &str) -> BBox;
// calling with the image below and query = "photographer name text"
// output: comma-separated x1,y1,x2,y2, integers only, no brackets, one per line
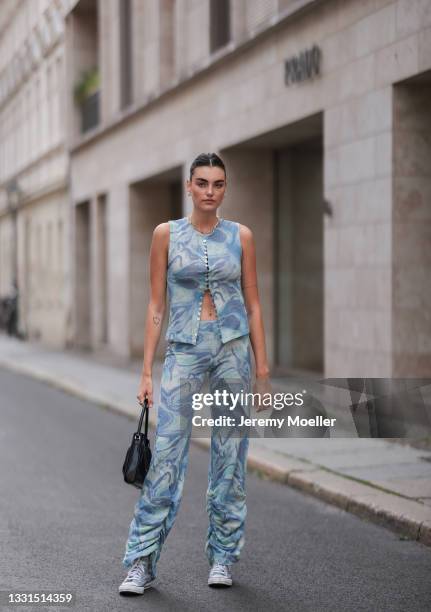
192,415,336,429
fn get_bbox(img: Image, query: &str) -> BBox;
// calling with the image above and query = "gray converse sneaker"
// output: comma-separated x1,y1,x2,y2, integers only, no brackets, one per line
119,556,156,595
208,562,233,587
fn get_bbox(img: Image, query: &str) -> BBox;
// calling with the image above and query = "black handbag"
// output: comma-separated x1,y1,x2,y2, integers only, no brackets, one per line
122,397,152,489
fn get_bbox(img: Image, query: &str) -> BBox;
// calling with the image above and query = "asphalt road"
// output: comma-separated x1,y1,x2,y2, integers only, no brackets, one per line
0,367,430,612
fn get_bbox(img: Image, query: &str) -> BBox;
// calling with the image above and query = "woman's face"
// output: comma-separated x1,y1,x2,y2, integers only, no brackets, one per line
187,165,226,213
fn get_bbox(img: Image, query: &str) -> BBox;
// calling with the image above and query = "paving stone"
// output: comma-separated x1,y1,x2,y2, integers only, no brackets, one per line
370,478,431,499
340,462,431,481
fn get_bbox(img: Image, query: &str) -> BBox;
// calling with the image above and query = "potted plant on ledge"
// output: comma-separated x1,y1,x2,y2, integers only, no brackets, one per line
73,66,100,133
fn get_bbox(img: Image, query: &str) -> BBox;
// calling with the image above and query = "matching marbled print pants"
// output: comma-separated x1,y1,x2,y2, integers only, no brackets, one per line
122,319,252,578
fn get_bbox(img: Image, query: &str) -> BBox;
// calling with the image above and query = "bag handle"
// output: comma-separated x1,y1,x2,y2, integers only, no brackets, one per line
136,397,149,438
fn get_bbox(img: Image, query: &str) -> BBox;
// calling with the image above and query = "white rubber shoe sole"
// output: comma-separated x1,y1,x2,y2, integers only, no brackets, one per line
208,575,232,587
118,576,157,596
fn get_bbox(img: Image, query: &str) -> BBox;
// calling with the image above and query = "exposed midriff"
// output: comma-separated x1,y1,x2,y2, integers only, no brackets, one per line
200,289,218,320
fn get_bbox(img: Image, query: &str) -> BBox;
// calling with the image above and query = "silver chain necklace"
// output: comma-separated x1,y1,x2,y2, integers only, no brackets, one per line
187,214,222,235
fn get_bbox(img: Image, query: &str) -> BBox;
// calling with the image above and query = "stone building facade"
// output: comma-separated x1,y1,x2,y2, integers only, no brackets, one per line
0,0,73,347
24,0,431,377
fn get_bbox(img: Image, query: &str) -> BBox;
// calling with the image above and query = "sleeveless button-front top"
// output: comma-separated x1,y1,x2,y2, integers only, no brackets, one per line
165,217,250,345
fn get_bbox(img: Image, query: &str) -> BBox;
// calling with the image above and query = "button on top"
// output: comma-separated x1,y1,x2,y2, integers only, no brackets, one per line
203,243,210,298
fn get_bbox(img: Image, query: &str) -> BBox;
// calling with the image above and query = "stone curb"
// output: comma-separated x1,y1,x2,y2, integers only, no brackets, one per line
242,446,431,548
1,356,430,549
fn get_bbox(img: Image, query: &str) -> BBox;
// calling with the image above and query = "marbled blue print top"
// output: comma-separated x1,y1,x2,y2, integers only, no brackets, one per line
165,216,250,345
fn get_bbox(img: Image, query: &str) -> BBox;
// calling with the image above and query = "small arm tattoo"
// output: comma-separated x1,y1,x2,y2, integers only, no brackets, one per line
153,315,161,326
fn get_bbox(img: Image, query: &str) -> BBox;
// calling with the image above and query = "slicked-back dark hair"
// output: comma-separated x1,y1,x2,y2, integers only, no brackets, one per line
189,152,226,181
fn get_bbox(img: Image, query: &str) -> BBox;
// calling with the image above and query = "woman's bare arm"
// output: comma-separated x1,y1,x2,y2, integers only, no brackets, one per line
141,222,170,377
239,224,270,379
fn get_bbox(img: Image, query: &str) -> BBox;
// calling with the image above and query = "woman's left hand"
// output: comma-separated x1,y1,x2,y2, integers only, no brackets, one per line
252,374,273,412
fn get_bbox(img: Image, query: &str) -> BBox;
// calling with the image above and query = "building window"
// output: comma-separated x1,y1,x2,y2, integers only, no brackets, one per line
210,0,230,53
119,0,133,108
70,0,99,134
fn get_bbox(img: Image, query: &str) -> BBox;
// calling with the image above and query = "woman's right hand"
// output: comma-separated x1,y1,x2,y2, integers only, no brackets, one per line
137,373,153,408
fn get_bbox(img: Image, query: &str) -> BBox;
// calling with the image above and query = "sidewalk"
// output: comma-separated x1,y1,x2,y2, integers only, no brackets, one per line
1,333,430,548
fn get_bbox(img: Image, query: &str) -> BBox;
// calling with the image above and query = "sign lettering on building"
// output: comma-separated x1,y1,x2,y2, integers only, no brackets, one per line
284,45,321,85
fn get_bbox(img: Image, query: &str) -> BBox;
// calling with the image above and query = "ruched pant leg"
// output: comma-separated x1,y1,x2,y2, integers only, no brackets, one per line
205,334,252,567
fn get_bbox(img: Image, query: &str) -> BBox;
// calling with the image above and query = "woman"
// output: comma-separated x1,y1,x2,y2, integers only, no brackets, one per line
119,152,271,596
